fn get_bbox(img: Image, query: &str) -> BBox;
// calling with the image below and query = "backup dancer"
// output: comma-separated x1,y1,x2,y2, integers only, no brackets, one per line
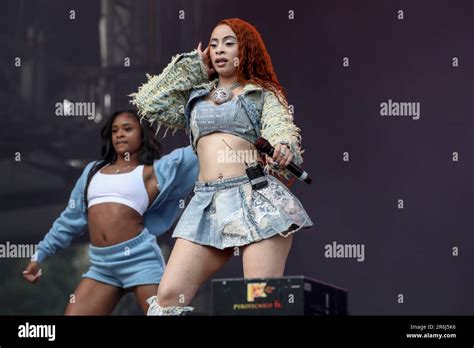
23,110,198,314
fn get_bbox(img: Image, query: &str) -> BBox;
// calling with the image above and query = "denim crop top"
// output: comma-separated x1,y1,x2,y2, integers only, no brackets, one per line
189,96,258,148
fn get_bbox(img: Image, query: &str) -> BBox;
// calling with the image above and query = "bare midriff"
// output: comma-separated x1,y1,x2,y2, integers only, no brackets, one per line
87,165,158,247
196,132,262,182
196,90,262,182
87,205,145,247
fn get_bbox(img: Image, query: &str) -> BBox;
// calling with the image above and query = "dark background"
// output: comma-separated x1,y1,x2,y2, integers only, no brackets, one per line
0,0,472,315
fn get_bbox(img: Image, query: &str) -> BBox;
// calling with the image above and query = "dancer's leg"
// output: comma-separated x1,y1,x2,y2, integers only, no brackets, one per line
132,284,159,314
64,278,124,315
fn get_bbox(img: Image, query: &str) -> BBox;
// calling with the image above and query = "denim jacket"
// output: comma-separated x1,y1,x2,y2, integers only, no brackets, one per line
33,146,198,263
130,49,304,179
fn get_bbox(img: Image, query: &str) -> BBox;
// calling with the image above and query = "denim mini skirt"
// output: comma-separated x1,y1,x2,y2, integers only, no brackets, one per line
172,174,313,249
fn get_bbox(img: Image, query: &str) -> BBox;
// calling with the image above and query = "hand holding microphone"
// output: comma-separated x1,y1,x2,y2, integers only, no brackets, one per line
254,137,312,184
271,143,293,168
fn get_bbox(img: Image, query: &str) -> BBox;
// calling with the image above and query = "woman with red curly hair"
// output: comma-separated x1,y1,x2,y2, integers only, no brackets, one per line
131,18,313,315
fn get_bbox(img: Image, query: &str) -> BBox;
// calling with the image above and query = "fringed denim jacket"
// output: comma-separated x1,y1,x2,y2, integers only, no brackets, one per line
130,49,304,179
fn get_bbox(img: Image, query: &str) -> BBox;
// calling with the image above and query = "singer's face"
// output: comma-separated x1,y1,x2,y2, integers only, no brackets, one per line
209,24,239,78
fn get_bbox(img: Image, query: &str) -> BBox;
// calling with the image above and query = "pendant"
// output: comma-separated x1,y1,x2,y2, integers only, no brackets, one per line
212,87,232,105
211,82,241,105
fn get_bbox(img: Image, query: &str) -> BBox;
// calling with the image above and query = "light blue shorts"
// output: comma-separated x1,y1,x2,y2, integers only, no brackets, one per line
172,174,313,249
82,228,165,289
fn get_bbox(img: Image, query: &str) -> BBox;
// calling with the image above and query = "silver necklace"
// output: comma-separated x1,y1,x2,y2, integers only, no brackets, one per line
212,82,241,105
109,163,134,174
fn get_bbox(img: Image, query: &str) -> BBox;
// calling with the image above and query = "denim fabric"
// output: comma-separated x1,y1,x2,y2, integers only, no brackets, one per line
33,146,198,263
190,97,258,148
130,49,305,180
172,174,313,249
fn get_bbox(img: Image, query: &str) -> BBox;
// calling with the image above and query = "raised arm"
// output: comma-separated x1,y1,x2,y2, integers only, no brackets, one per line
129,49,210,134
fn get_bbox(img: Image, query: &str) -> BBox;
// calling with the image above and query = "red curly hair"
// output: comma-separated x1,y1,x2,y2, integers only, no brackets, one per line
207,18,288,107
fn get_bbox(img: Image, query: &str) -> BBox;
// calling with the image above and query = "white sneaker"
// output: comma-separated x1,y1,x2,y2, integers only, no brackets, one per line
145,295,194,316
146,295,160,316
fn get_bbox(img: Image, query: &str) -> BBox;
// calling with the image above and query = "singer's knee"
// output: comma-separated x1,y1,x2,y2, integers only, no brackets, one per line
157,285,191,307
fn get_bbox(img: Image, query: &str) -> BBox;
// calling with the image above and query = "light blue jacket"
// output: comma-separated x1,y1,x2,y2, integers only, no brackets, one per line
33,146,198,263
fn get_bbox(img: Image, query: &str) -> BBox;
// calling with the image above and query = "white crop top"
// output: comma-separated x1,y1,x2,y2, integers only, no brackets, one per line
87,164,149,215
